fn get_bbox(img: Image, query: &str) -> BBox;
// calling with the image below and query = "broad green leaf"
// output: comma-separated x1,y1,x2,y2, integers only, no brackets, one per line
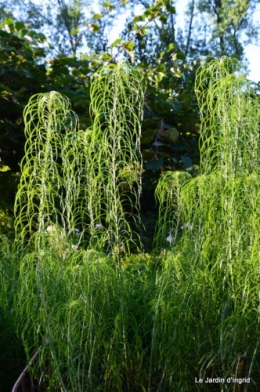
156,72,165,82
142,128,155,144
159,14,167,24
15,22,25,31
144,6,158,15
24,35,33,42
110,38,123,48
70,28,79,35
124,41,134,51
145,158,164,171
181,155,193,168
165,128,179,142
93,13,103,20
2,18,14,27
167,43,175,51
101,1,115,9
177,51,186,60
157,64,166,72
34,32,46,43
167,5,175,13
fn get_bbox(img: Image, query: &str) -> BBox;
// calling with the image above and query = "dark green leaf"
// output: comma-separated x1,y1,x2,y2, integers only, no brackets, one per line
15,22,25,31
145,158,164,171
181,155,193,168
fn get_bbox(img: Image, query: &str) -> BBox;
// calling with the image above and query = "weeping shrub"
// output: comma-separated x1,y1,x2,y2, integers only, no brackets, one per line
14,91,80,253
85,64,144,261
14,64,144,260
12,64,150,391
151,57,260,389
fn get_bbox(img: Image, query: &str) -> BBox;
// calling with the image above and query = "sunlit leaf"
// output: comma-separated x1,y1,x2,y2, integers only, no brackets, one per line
70,28,79,35
167,42,175,51
0,165,11,172
124,41,134,51
2,18,14,29
110,38,123,48
102,53,112,61
93,13,103,20
133,15,144,23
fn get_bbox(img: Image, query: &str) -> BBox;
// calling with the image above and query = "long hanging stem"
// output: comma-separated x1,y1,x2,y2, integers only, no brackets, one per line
14,91,79,252
86,63,144,260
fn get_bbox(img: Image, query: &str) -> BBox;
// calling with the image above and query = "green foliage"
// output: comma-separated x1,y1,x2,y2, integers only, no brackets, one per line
152,57,260,388
0,22,47,172
85,63,144,258
180,0,258,62
0,21,48,240
0,5,202,227
14,91,79,251
11,250,158,391
153,170,192,251
0,235,26,391
11,65,147,390
196,57,260,176
0,172,19,238
14,63,144,259
1,1,260,389
0,24,95,241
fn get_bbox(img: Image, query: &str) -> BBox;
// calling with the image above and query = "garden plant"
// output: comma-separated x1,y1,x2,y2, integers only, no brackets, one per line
0,58,260,391
151,57,260,390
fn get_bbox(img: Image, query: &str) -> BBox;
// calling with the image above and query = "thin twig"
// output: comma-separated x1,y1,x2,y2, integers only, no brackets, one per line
12,349,40,392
